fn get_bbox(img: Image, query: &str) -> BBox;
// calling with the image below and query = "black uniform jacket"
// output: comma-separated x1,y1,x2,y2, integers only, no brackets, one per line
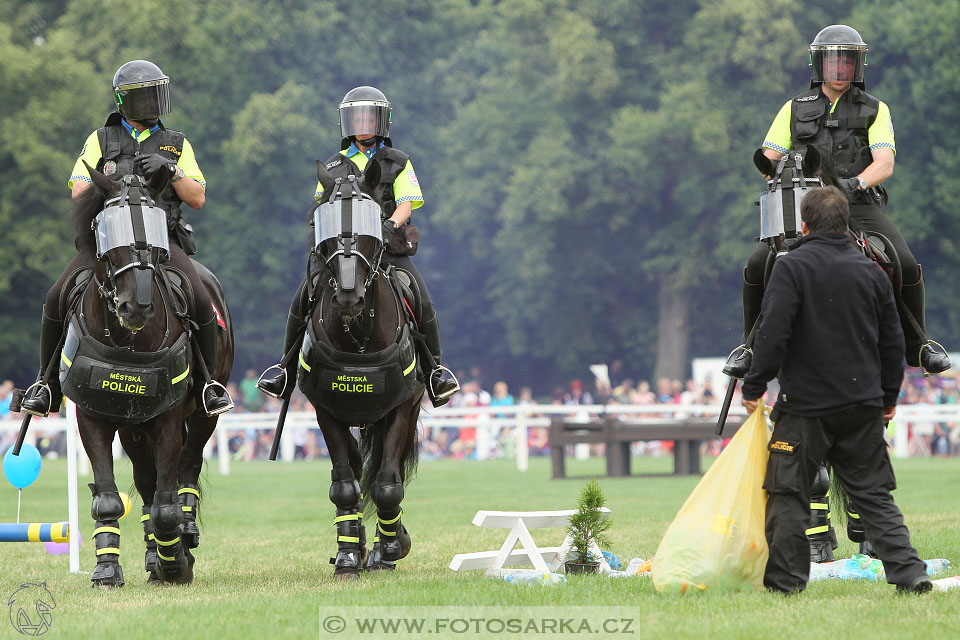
742,233,905,416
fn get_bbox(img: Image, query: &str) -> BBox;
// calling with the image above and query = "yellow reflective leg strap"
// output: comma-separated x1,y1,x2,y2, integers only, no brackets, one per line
91,526,121,538
806,525,830,535
334,514,362,524
96,547,121,556
378,510,402,525
178,487,200,498
810,503,829,510
848,511,861,519
155,536,181,547
140,514,150,523
337,536,360,543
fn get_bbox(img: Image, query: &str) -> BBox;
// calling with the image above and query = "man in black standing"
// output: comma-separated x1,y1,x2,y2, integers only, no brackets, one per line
741,186,931,594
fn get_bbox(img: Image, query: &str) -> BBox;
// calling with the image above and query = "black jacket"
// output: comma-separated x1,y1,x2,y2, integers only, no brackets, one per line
742,233,904,416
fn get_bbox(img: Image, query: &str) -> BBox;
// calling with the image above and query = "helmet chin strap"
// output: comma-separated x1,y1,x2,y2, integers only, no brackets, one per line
354,136,379,148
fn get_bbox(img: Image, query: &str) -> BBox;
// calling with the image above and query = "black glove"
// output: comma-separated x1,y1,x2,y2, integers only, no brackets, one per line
381,219,397,246
137,153,176,179
836,177,861,201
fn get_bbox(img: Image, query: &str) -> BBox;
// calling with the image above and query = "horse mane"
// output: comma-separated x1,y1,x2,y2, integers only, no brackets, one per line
71,183,108,255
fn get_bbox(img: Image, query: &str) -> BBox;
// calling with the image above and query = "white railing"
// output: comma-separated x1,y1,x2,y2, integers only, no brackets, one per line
3,402,958,475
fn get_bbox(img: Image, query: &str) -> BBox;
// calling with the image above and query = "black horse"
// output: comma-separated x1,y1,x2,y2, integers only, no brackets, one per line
60,165,234,586
718,147,903,561
290,161,425,580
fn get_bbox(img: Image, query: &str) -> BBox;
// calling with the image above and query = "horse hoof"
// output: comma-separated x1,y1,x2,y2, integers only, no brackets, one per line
366,561,397,572
156,549,193,584
91,562,125,589
180,522,200,549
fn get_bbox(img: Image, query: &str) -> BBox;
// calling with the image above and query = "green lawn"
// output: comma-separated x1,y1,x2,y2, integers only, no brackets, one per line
1,454,958,639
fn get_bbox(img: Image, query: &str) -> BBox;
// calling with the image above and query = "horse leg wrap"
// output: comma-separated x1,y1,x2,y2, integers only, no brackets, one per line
329,466,365,575
88,482,124,587
178,484,201,549
807,464,834,563
371,472,410,563
847,506,866,543
151,491,187,580
141,505,158,578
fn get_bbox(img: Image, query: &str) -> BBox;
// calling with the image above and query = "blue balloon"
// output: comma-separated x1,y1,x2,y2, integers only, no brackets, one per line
3,444,42,489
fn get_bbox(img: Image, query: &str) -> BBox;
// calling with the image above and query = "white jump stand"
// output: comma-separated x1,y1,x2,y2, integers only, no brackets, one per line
448,508,611,577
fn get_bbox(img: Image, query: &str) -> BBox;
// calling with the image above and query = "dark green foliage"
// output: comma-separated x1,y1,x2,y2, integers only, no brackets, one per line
1,1,958,391
566,479,612,564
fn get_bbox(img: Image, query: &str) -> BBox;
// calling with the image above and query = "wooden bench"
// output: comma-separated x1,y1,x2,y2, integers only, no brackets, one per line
448,508,611,577
549,415,743,478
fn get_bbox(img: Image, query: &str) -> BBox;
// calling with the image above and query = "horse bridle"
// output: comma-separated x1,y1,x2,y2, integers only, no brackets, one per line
92,175,174,341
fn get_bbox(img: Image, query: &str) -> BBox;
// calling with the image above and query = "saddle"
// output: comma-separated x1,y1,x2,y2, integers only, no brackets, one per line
387,266,422,326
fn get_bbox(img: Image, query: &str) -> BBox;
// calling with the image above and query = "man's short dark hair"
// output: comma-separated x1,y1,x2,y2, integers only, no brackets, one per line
801,186,849,234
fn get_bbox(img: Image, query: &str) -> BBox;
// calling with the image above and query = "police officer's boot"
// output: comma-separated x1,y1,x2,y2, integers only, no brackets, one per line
256,310,303,400
21,311,64,418
722,276,764,379
900,277,951,375
196,318,233,416
807,464,835,563
420,313,459,407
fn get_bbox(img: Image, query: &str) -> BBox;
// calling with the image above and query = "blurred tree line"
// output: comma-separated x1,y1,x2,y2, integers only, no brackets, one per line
1,0,958,393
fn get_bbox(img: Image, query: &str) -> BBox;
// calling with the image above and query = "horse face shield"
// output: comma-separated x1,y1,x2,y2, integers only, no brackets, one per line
93,178,169,325
314,195,384,294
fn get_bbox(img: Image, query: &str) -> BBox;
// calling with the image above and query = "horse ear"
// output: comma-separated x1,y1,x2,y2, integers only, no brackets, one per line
753,148,774,176
315,160,335,204
802,146,821,176
83,160,113,195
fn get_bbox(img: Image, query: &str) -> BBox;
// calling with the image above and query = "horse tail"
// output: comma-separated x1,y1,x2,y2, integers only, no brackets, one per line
358,414,421,518
828,464,849,529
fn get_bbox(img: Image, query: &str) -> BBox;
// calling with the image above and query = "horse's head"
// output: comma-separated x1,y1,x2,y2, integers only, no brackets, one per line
76,161,171,331
312,160,385,320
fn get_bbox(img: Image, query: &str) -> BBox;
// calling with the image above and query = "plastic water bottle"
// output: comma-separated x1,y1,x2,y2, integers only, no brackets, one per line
925,559,951,576
503,570,566,586
840,554,884,580
932,575,960,591
602,551,622,571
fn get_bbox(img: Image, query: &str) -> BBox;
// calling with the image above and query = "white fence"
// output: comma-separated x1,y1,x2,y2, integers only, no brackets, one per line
2,402,956,476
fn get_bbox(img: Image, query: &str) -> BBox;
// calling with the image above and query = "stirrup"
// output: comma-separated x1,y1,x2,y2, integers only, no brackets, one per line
721,344,753,379
919,340,951,377
256,364,289,399
21,381,52,418
202,380,234,416
430,365,460,400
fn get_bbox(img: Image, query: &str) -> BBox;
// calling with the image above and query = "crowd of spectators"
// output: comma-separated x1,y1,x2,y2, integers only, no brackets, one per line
3,363,959,461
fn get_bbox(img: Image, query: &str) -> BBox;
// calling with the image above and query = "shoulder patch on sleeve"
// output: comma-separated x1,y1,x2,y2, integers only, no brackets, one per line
407,168,418,186
326,158,343,170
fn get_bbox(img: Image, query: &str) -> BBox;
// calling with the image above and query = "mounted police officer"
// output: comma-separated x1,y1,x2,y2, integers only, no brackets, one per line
257,86,460,407
20,59,233,417
725,25,951,380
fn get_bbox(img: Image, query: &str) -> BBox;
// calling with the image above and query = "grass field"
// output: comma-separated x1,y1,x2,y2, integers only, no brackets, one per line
2,452,959,639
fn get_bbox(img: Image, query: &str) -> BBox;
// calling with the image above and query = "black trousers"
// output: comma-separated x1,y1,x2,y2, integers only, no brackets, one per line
763,405,927,593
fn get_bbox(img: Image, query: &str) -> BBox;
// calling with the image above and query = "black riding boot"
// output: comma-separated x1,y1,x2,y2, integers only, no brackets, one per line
807,465,836,563
22,311,64,417
256,309,304,400
722,274,764,379
196,318,233,415
900,277,951,374
420,313,460,407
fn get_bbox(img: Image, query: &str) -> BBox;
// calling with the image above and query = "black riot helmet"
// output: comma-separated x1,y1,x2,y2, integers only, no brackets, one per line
809,25,867,89
112,60,171,122
338,86,392,149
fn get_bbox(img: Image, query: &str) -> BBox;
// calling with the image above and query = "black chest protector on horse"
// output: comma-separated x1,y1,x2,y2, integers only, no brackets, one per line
298,320,419,424
324,145,410,217
59,314,192,425
790,87,879,183
97,113,185,230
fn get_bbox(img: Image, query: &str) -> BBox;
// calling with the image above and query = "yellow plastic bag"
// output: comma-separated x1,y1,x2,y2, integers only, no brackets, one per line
652,401,773,593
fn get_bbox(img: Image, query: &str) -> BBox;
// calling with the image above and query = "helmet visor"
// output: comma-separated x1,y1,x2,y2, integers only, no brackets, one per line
115,79,171,121
339,102,391,141
810,48,865,84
